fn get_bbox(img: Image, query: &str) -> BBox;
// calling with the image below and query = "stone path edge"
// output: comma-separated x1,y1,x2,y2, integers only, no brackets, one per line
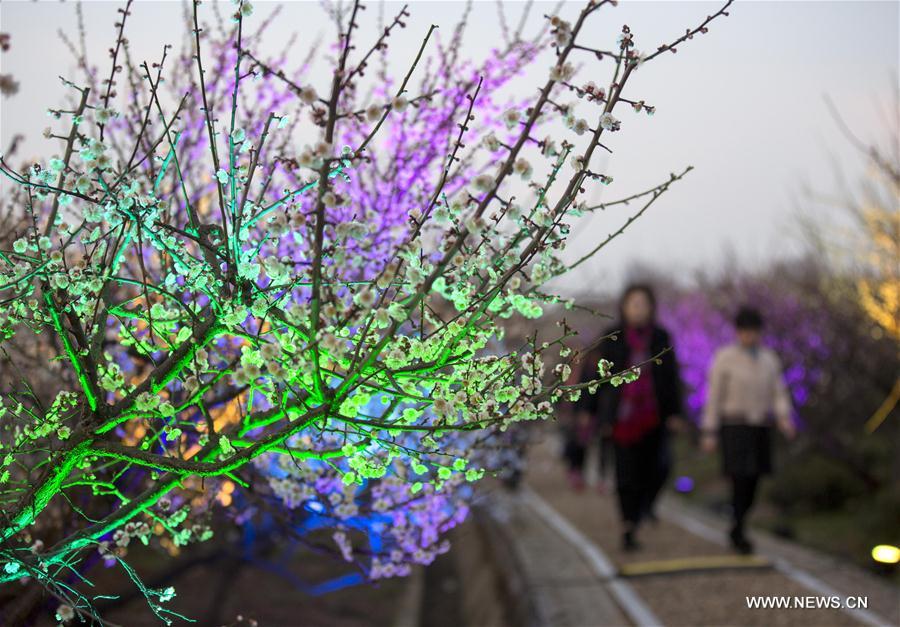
521,487,663,626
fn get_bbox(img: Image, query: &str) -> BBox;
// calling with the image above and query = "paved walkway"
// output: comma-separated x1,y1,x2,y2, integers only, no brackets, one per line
482,488,636,627
486,431,898,627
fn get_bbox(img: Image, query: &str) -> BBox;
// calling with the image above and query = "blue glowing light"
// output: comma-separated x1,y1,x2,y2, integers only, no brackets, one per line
674,476,694,493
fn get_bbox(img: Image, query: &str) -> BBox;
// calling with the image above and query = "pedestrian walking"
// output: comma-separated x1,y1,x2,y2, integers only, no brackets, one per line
578,284,684,551
701,306,797,554
563,350,614,493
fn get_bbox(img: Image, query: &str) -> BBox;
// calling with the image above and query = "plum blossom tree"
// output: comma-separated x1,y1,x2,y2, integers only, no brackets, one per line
0,0,730,622
801,101,900,434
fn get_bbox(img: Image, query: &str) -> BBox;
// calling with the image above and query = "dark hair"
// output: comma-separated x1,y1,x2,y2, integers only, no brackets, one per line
734,306,764,330
619,283,657,322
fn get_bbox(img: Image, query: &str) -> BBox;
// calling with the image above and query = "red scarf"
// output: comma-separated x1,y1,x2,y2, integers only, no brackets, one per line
613,327,660,445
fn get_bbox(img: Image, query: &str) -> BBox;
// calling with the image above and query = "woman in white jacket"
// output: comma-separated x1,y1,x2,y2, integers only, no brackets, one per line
701,307,796,554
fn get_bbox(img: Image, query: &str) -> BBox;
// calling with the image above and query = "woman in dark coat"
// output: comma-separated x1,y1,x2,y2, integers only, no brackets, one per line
573,284,683,550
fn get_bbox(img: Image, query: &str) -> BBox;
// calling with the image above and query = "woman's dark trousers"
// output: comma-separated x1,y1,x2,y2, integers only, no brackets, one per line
720,424,771,538
614,428,665,526
563,435,587,471
731,474,759,536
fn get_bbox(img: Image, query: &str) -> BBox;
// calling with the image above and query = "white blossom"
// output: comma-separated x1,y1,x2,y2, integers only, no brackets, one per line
572,118,590,136
513,158,533,180
599,112,620,131
473,174,494,192
549,62,575,82
501,108,521,130
392,95,409,112
57,604,75,623
366,103,383,122
299,85,318,104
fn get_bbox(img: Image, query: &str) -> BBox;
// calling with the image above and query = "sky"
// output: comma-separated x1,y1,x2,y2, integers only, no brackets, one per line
1,0,897,298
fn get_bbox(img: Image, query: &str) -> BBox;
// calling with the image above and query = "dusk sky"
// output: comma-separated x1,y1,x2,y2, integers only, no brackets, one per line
1,1,897,297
